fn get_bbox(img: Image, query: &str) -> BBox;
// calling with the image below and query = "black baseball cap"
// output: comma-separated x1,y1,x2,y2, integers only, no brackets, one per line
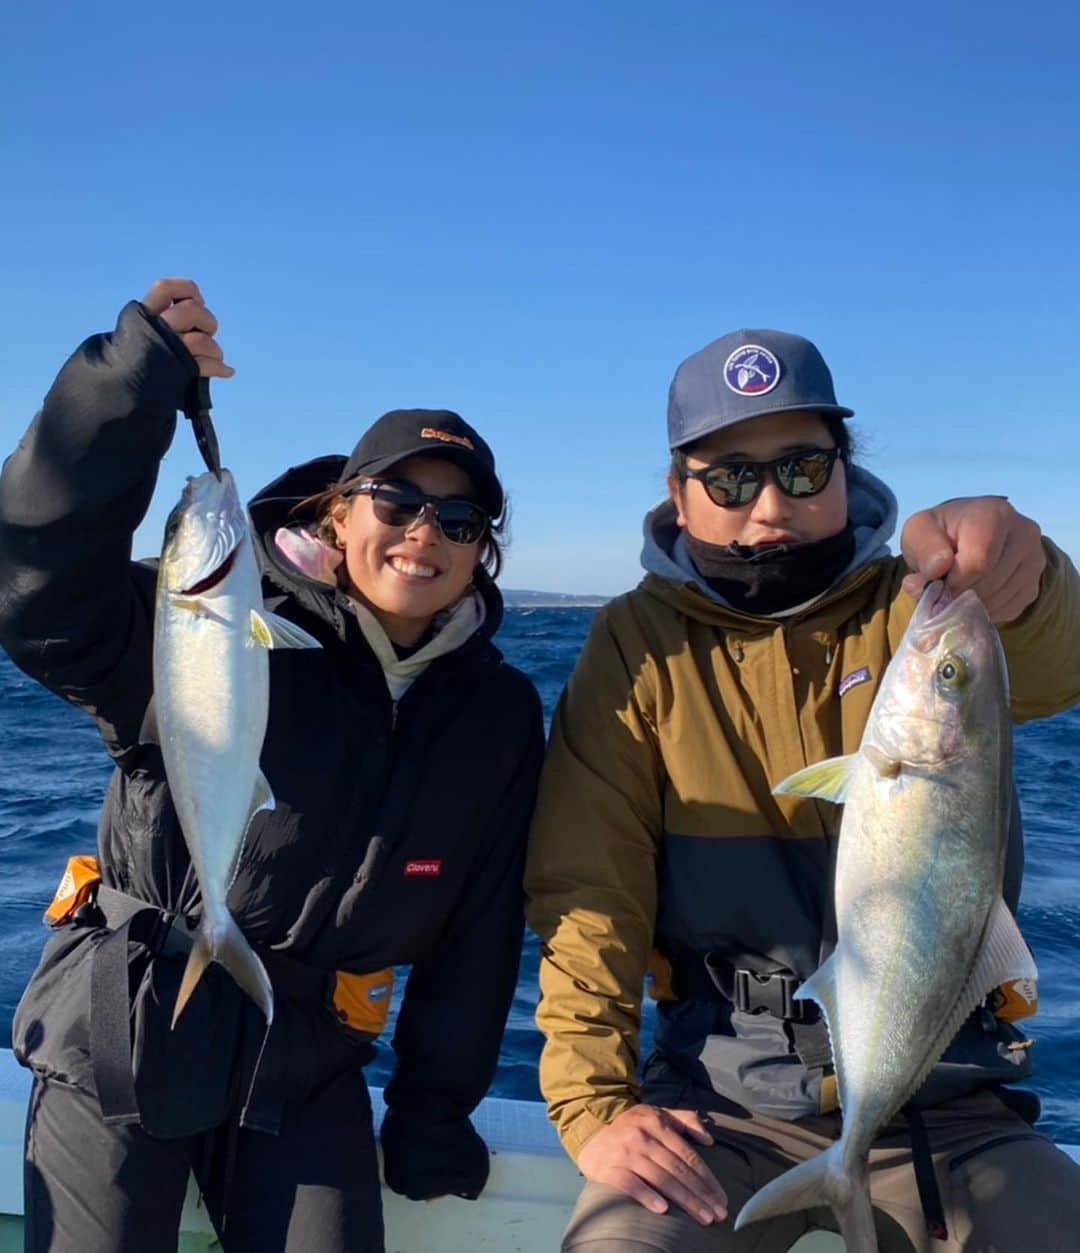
667,329,854,450
341,409,503,517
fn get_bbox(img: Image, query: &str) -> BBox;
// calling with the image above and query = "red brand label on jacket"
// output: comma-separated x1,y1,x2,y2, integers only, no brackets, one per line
404,860,442,877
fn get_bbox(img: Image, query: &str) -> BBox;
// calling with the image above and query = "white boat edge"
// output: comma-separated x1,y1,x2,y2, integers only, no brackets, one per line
0,1049,1075,1251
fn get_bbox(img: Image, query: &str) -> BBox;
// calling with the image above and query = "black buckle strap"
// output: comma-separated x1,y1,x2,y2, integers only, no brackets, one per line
92,884,195,957
906,1105,949,1241
733,968,811,1023
701,953,833,1074
90,906,165,1125
88,884,329,1136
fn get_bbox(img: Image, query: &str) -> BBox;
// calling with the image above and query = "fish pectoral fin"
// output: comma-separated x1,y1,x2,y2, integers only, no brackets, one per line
774,756,856,804
966,897,1039,1004
138,697,160,746
171,596,208,615
250,609,322,650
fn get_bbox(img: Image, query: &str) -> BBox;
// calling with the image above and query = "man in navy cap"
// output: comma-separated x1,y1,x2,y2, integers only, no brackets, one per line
526,329,1080,1250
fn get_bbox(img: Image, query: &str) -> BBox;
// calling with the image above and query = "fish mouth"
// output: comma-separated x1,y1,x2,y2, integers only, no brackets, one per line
913,580,984,635
921,581,953,620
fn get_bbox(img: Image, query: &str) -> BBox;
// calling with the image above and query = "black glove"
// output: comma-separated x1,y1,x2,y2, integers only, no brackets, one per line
380,1108,490,1201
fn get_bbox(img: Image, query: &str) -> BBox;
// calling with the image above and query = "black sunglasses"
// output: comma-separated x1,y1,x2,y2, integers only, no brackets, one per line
683,447,844,509
346,480,490,545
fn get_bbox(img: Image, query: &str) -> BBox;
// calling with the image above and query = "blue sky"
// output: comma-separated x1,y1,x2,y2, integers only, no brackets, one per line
3,1,1078,594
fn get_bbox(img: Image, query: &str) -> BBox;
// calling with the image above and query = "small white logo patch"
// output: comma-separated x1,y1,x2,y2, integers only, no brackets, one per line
723,345,781,396
839,667,872,697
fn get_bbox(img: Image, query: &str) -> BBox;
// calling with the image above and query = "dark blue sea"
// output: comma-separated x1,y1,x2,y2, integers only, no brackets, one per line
1,608,1078,1143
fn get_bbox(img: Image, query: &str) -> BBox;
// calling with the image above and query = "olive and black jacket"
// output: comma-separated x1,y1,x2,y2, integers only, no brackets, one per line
525,474,1080,1163
0,302,544,1197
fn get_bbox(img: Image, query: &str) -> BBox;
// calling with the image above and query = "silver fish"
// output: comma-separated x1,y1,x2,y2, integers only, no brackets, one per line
143,470,320,1028
735,582,1037,1250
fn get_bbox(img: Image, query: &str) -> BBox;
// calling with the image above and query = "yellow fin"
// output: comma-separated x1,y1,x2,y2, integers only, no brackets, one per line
249,609,274,648
250,609,321,650
774,755,855,804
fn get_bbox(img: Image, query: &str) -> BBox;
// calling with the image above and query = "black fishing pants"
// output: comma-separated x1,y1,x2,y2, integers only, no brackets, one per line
23,1067,384,1253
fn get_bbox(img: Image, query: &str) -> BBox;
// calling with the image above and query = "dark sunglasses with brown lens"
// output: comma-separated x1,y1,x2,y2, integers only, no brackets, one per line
345,479,490,545
683,446,844,509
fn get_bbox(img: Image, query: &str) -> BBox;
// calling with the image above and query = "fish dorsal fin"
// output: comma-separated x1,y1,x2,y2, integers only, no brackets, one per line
884,897,1038,1122
250,609,322,650
138,697,159,746
774,755,856,805
795,958,844,1106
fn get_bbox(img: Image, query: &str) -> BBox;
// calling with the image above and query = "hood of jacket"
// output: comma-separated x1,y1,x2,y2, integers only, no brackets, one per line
639,463,898,624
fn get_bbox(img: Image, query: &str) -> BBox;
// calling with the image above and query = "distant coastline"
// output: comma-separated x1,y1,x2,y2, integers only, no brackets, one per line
502,589,609,608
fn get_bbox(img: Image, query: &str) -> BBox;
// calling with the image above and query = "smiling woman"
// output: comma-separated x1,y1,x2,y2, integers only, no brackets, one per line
0,281,544,1253
289,409,506,648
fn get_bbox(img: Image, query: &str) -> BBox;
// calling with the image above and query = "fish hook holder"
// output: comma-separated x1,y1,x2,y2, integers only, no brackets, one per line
184,376,223,480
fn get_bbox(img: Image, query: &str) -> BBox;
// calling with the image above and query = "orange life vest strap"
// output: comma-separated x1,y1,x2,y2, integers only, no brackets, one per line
44,855,102,926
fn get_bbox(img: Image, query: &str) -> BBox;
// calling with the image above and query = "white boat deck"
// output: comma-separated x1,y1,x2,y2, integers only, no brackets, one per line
0,1050,1075,1251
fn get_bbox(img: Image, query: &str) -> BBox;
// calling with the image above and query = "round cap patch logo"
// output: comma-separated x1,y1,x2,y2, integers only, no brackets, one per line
723,345,781,397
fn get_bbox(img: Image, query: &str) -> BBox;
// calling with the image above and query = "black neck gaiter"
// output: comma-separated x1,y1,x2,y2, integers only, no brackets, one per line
683,522,855,615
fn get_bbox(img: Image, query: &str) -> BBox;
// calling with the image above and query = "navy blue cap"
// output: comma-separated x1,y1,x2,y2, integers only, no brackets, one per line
667,329,854,450
342,408,503,517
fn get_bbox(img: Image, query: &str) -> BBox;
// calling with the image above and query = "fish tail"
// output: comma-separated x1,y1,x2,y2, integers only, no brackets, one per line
171,917,274,1029
835,1163,877,1253
734,1143,878,1252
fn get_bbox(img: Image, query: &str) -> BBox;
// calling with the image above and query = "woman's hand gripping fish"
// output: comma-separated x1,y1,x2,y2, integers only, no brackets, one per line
141,470,320,1027
735,582,1037,1251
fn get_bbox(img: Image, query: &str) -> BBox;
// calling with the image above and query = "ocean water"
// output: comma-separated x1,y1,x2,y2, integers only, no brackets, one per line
1,608,1078,1143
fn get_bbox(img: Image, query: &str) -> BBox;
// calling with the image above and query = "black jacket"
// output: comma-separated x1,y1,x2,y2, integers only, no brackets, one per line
0,302,544,1199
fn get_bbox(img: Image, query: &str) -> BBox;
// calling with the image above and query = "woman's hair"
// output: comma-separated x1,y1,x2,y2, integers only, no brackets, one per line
293,474,509,580
669,413,856,482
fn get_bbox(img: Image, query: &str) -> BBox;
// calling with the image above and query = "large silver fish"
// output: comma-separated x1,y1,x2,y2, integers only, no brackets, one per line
735,582,1037,1250
143,470,320,1028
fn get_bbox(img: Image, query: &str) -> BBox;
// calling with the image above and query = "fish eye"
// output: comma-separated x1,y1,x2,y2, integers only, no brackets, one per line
936,654,968,690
